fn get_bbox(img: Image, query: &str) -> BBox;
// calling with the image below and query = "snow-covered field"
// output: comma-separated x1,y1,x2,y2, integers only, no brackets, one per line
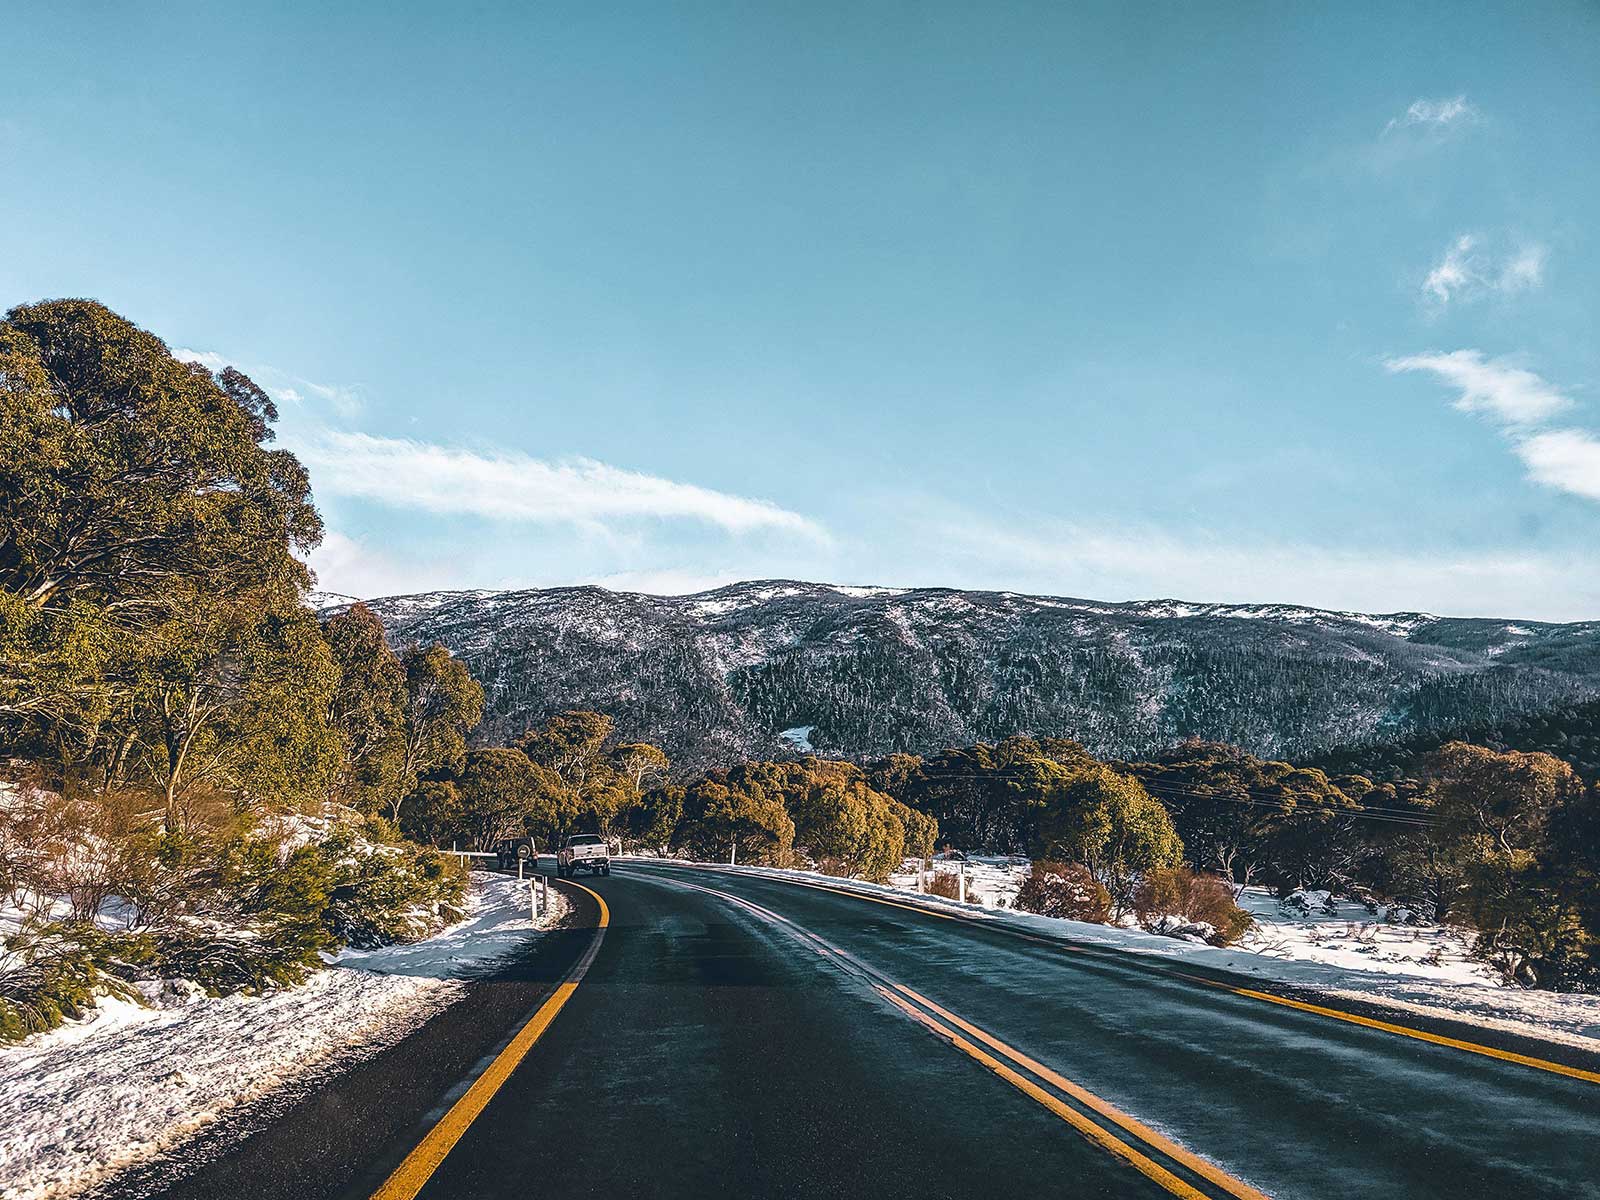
681,858,1600,1051
0,873,563,1200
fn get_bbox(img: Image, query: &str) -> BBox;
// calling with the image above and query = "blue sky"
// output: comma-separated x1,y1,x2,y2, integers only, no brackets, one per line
5,3,1599,617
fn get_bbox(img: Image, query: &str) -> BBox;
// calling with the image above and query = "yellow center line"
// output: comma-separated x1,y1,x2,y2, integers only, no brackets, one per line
1221,986,1600,1086
893,985,1271,1200
371,880,610,1200
876,987,1215,1200
666,871,1259,1199
698,866,1600,1087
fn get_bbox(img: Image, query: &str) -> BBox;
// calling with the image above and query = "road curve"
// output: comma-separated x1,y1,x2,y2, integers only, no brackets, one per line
101,861,1600,1200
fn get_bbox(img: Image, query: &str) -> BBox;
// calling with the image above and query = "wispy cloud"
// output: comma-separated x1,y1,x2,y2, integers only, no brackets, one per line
173,347,231,372
1498,244,1547,293
1386,350,1570,425
173,348,365,419
1420,235,1546,305
930,516,1592,619
1384,95,1478,135
1515,430,1600,502
306,530,465,600
1388,351,1600,507
300,430,828,540
1422,236,1477,303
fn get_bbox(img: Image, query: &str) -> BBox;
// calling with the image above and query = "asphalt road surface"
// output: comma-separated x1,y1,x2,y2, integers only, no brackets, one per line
99,861,1600,1200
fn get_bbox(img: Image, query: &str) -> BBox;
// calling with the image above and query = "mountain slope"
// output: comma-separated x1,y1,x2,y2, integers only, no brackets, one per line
334,582,1600,768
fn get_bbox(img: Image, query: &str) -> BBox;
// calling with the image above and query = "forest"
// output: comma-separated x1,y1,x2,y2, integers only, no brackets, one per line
2,302,1597,1052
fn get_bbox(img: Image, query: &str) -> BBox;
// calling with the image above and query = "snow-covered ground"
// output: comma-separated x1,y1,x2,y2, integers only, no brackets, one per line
667,858,1600,1051
0,873,563,1200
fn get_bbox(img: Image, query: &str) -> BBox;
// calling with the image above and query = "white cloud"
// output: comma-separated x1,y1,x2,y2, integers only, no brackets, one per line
1385,95,1477,135
1422,235,1477,303
1385,350,1571,425
931,517,1594,619
1515,430,1600,502
1387,350,1600,508
300,430,828,540
1419,235,1547,305
305,530,460,600
1497,243,1547,294
172,347,232,372
172,348,363,417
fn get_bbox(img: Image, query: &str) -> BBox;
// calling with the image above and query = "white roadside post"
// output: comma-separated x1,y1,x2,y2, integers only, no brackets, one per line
730,839,737,865
958,866,967,904
538,871,547,917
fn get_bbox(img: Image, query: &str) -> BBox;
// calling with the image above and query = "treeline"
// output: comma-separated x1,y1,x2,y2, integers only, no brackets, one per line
1315,693,1600,786
398,709,936,884
0,301,489,1039
403,699,1600,987
855,735,1600,989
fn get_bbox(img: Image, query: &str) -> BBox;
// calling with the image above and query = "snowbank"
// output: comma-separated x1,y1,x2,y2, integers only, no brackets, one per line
0,873,561,1200
646,859,1600,1050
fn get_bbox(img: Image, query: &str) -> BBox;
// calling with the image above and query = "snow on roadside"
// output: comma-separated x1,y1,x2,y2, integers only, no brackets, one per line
647,858,1600,1051
0,873,561,1200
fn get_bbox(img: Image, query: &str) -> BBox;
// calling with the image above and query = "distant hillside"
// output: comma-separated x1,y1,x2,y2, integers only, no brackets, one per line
325,581,1600,770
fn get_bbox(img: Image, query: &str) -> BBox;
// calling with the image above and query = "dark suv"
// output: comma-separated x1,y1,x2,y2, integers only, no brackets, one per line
494,837,538,870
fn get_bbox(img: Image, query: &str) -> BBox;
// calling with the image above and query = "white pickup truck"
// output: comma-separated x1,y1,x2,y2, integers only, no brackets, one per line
557,833,611,878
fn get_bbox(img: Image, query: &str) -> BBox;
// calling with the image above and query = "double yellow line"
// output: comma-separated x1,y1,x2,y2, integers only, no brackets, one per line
708,867,1600,1089
880,984,1269,1200
668,875,1265,1200
371,880,609,1200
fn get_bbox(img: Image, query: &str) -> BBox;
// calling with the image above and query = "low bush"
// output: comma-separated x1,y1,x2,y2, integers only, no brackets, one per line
321,823,467,949
1014,861,1112,923
0,807,472,1040
924,870,968,902
1133,867,1253,946
0,923,147,1042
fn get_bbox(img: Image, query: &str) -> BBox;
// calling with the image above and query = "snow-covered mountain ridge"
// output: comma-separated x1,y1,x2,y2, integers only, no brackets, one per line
324,581,1600,768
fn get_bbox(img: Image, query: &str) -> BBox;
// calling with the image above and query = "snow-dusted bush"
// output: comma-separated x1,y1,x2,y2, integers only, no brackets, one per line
1133,867,1253,946
1014,861,1112,924
1280,888,1339,919
0,923,144,1042
321,822,467,949
1,808,467,1040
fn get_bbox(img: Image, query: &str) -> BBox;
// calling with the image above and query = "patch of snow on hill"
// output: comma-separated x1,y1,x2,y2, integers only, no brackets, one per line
778,726,815,753
305,590,363,611
830,585,910,599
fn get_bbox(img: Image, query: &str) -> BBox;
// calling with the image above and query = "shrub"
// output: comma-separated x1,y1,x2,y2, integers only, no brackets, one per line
1014,861,1112,924
321,823,467,949
145,923,326,995
924,870,969,902
1132,867,1253,946
0,923,147,1042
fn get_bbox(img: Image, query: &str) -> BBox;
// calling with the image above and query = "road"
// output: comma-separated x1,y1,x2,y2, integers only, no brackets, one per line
101,861,1600,1200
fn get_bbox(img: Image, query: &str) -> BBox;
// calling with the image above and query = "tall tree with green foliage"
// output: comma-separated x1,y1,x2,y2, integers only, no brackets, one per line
0,300,340,822
128,597,340,829
455,748,540,849
321,604,407,815
0,301,319,614
518,710,652,835
394,644,484,824
1031,764,1182,912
